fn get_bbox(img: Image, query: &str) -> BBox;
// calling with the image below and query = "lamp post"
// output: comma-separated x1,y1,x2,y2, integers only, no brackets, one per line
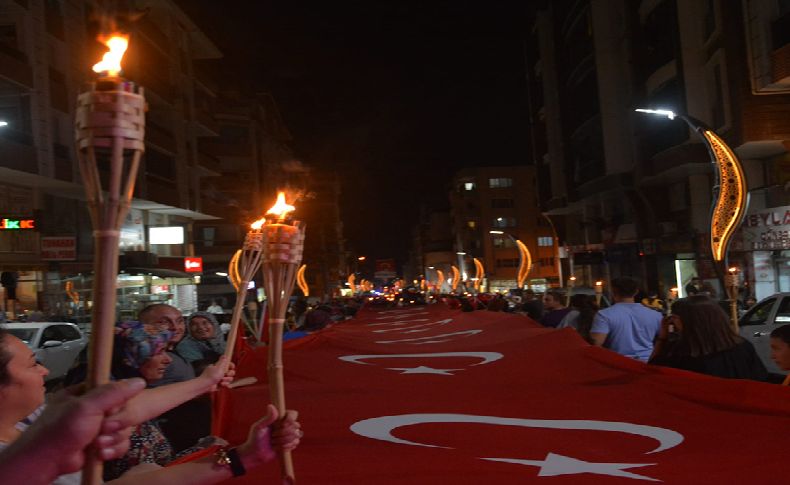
456,251,468,291
490,231,532,290
636,108,748,330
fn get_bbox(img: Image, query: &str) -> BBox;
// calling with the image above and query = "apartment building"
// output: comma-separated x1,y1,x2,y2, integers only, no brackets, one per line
0,0,230,318
530,0,790,300
450,166,559,293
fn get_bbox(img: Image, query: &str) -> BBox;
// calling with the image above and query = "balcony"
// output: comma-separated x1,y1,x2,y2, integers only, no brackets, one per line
771,43,790,84
195,107,219,136
53,154,72,181
145,122,177,154
197,151,221,175
0,131,36,173
0,43,33,88
145,176,180,207
48,68,68,113
198,138,253,159
193,61,219,95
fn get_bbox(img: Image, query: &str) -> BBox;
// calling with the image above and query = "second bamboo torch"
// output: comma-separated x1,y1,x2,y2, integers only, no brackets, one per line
261,192,304,483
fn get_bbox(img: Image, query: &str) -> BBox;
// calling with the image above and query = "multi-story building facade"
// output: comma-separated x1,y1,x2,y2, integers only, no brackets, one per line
530,0,790,300
193,91,296,307
0,0,241,319
450,166,559,293
405,208,454,290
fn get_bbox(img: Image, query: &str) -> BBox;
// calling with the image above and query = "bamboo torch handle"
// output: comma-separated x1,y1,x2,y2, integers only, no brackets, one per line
81,230,121,485
268,317,295,483
223,281,250,361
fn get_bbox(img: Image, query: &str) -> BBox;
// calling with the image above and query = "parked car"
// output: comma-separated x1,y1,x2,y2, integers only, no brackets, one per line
738,293,790,374
2,322,87,381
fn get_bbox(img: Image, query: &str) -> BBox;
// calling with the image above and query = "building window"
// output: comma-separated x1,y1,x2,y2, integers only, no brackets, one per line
537,236,553,247
706,50,731,130
702,0,718,42
466,221,476,229
491,198,515,208
488,178,513,188
492,217,516,228
495,258,520,268
464,182,476,191
493,237,515,248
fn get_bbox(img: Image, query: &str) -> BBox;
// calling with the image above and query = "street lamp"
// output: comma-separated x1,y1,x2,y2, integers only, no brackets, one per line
0,121,8,127
490,230,532,290
636,108,748,330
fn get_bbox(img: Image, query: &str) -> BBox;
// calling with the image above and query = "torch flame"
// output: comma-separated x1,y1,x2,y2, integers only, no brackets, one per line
265,192,296,221
92,34,129,77
250,218,266,230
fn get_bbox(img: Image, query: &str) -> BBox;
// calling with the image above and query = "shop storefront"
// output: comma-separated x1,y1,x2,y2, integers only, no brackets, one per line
733,204,790,301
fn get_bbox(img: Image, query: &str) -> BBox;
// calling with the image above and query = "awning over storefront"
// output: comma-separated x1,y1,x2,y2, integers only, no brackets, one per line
122,267,195,279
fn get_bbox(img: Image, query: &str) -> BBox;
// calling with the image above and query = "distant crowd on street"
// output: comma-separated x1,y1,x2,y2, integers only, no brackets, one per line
434,276,789,386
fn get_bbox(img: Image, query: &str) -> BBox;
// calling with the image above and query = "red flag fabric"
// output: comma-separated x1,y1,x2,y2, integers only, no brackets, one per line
213,304,790,484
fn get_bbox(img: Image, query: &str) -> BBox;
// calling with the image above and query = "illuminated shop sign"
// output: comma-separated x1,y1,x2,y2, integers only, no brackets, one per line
184,257,203,272
0,218,35,230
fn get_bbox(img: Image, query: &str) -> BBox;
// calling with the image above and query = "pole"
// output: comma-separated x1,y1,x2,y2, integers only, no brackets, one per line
76,77,145,485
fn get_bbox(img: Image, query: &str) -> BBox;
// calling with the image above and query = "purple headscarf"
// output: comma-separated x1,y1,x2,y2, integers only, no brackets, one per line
114,320,173,369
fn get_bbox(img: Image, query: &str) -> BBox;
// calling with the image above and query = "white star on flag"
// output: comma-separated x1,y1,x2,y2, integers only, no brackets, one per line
388,366,464,375
483,452,658,481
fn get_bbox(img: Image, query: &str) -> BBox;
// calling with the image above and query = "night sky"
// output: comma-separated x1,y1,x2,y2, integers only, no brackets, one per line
178,1,532,263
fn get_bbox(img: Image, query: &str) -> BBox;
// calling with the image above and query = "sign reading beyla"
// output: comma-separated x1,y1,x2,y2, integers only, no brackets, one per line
0,218,35,230
739,205,790,250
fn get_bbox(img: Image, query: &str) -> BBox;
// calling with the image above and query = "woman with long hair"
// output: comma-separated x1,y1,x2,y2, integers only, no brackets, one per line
558,294,598,344
649,295,767,380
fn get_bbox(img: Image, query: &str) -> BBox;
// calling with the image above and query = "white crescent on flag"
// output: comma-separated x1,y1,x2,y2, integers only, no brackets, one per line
373,319,454,334
350,414,685,481
339,351,503,366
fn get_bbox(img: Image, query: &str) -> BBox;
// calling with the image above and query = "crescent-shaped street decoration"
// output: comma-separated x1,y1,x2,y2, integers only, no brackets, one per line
704,129,748,262
451,265,460,291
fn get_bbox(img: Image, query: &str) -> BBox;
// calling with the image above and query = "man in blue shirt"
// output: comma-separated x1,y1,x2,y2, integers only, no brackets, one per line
591,277,661,362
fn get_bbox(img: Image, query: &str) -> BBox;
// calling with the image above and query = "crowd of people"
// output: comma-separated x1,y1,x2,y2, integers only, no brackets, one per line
2,278,789,483
441,276,788,383
0,303,303,484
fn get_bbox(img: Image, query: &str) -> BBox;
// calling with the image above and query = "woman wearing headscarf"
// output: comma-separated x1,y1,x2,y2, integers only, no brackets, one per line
177,312,226,368
0,324,302,484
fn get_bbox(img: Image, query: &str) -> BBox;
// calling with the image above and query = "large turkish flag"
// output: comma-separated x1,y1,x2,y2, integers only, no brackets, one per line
213,304,790,484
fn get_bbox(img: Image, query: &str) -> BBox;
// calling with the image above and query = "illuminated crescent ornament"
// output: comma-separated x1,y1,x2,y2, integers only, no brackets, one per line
296,264,308,296
350,414,684,481
347,274,356,293
705,129,748,262
473,258,484,290
451,265,460,291
515,239,532,288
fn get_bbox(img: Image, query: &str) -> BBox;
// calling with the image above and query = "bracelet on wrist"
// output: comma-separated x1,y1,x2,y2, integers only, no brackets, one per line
214,447,246,477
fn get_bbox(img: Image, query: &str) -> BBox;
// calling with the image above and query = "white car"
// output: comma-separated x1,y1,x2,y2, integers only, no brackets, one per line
3,322,87,381
738,293,790,374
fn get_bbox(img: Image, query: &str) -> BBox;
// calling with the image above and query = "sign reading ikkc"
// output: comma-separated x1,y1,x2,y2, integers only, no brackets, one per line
0,218,35,230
